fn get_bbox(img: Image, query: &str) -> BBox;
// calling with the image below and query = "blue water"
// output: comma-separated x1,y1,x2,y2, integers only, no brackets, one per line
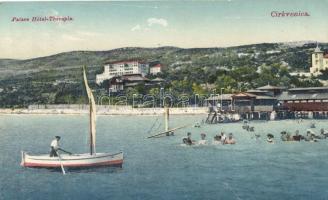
1,114,328,200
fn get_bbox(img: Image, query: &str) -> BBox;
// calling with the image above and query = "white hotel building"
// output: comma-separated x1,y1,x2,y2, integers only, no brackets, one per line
96,60,149,85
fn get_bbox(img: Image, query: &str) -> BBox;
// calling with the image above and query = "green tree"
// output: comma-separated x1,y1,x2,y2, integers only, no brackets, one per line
192,83,206,95
149,88,159,97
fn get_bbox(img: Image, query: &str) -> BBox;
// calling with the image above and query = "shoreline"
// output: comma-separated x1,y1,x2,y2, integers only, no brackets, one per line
0,107,208,116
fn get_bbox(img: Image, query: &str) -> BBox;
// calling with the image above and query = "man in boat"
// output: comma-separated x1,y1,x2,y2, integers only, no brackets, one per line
50,136,60,157
49,136,72,157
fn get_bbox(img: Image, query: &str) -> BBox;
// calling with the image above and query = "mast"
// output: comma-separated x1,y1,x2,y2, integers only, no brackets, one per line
83,66,96,155
164,107,169,132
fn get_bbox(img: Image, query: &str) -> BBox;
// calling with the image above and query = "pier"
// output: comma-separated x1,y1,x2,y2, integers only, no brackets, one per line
205,86,328,122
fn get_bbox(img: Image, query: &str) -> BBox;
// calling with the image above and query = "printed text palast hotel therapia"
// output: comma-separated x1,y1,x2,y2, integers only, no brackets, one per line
11,16,73,22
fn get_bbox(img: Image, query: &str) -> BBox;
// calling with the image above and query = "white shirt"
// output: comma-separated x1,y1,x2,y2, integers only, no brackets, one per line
198,140,207,145
221,134,226,141
212,140,221,145
50,139,59,149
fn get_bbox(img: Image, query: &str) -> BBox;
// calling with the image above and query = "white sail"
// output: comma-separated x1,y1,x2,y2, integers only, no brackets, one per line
83,67,96,155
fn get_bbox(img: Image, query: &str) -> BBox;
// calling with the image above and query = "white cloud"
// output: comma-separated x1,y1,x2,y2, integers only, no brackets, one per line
147,18,168,27
43,9,59,16
76,31,102,37
50,9,59,16
61,34,84,41
131,24,142,31
131,18,168,32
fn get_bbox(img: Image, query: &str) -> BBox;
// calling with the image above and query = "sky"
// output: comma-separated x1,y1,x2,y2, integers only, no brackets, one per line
0,0,327,59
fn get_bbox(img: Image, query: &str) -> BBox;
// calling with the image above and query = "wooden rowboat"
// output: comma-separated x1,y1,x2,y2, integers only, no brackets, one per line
21,67,124,172
21,151,123,168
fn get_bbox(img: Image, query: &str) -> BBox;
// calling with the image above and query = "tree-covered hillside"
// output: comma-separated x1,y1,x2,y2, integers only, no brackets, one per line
0,42,327,108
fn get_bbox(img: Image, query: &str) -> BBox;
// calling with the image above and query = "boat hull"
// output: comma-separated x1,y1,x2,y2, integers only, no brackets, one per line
21,151,123,168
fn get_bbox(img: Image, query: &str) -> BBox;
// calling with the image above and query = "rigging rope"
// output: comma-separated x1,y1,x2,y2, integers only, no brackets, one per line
147,117,160,134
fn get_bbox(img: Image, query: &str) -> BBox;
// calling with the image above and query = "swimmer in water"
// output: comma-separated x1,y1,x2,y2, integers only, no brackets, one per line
267,134,274,144
225,133,236,144
198,133,208,145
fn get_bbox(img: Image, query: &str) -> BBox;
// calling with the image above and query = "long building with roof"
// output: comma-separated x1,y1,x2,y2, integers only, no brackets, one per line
278,87,328,112
96,60,149,85
205,85,328,120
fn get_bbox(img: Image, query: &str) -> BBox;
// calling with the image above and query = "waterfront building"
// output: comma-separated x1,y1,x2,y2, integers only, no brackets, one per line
206,91,276,120
278,87,328,111
205,94,233,111
310,45,328,76
231,92,277,119
96,60,149,85
206,85,328,120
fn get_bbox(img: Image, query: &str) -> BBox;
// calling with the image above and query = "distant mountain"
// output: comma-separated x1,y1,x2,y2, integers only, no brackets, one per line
0,46,180,79
0,41,327,81
1,41,327,107
280,40,317,48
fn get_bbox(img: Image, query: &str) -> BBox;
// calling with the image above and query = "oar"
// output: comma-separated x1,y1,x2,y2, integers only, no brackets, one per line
58,148,73,155
56,151,66,175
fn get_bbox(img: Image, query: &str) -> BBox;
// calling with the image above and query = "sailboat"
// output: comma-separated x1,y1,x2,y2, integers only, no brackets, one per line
21,67,123,169
147,107,188,138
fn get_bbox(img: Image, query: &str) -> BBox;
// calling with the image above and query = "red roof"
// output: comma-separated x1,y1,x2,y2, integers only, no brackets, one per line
324,54,328,59
150,64,162,68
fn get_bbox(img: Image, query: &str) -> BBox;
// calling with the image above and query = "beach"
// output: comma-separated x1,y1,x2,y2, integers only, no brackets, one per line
0,106,208,115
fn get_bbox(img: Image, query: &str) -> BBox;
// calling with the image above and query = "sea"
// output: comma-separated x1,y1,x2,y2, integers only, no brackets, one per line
1,114,328,200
